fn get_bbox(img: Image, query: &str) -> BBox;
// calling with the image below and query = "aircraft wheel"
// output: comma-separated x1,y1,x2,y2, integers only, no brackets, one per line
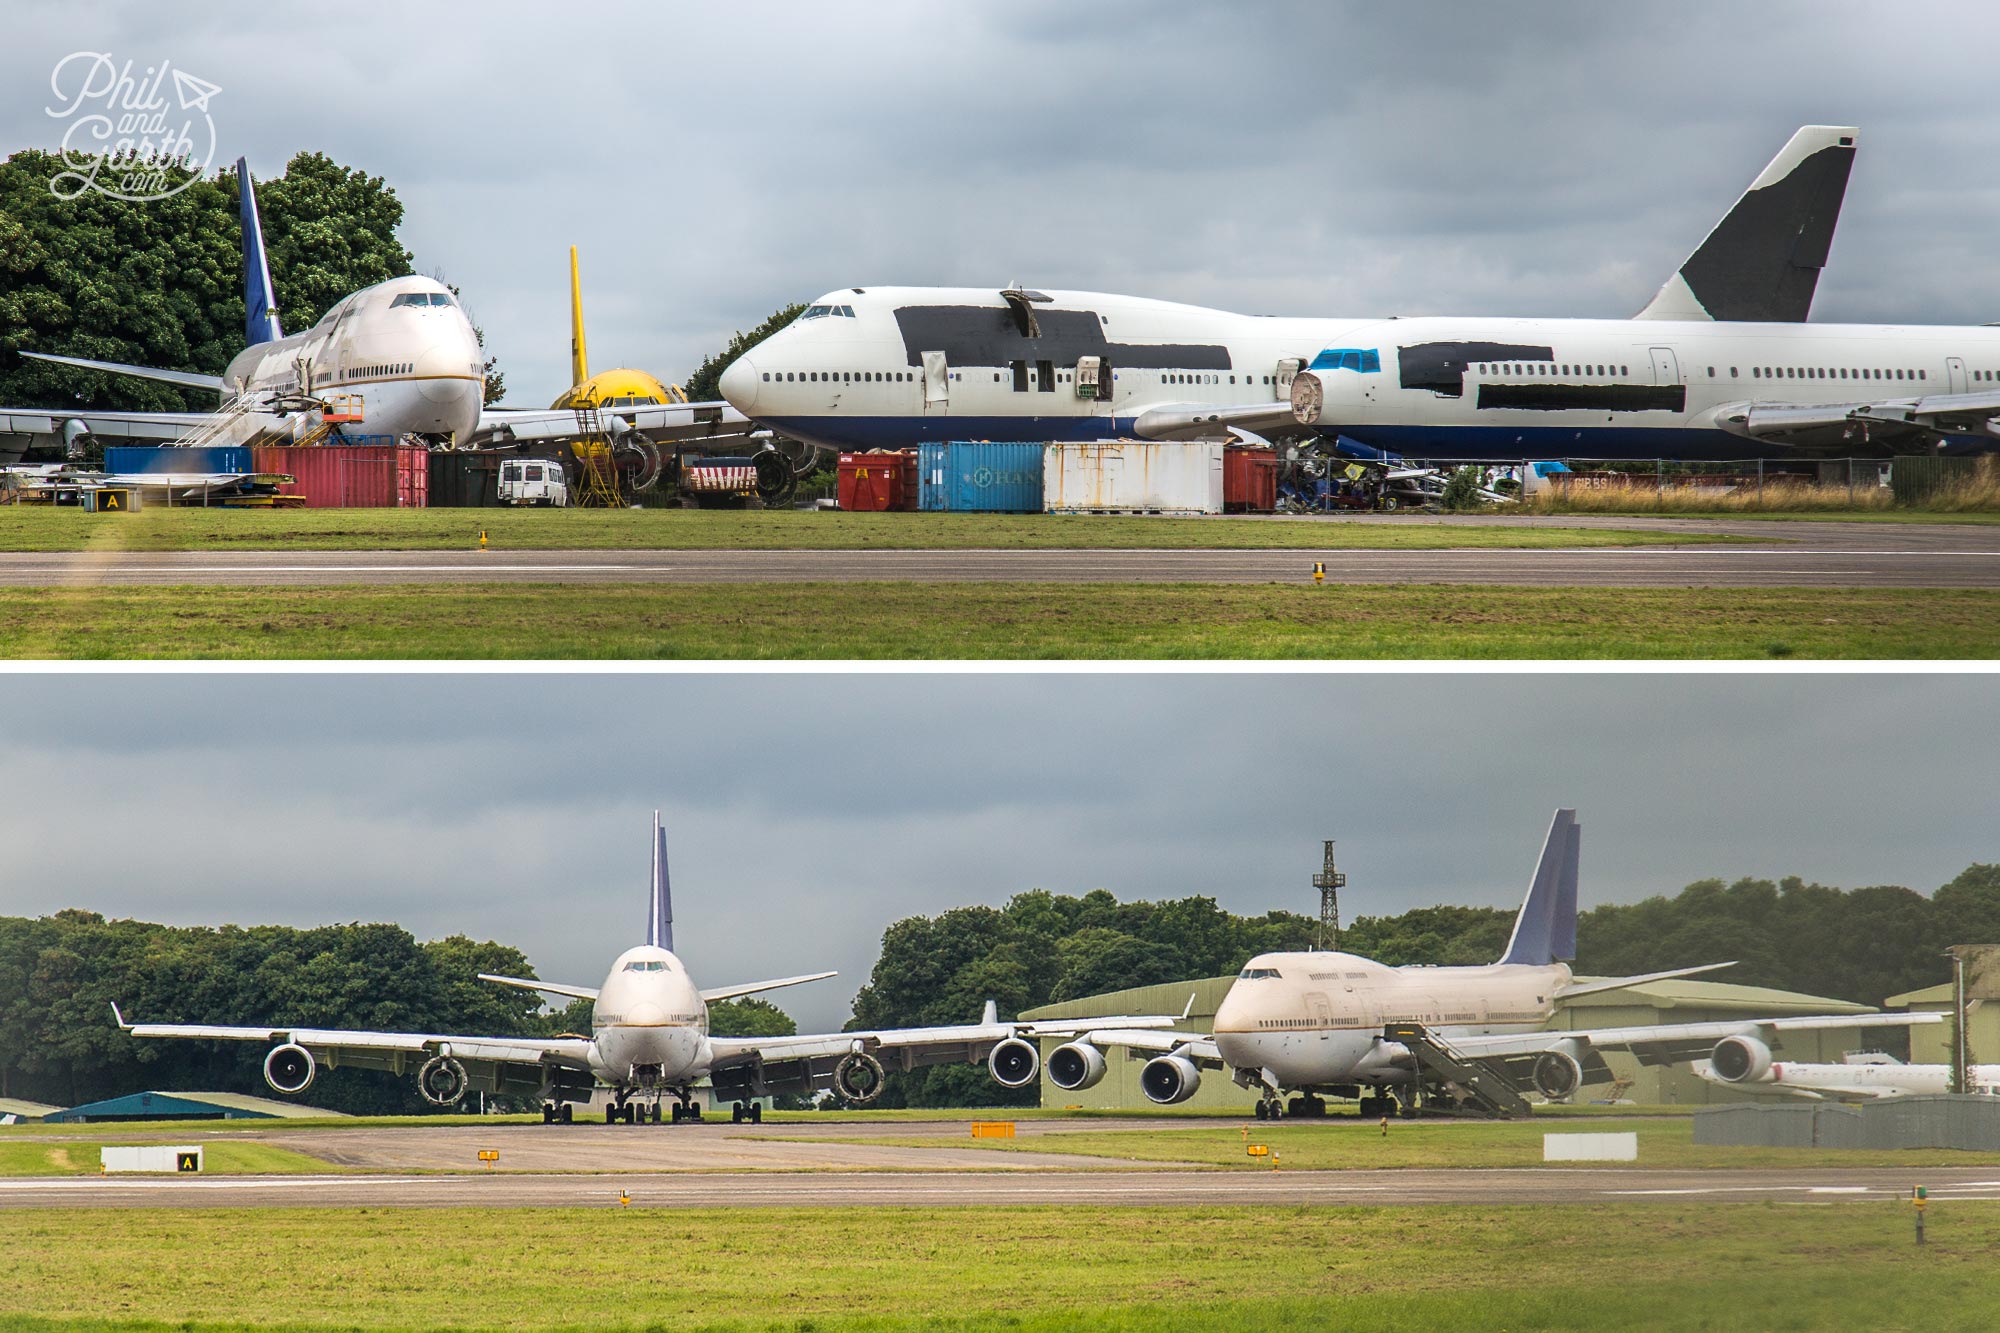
605,1104,617,1125
749,1104,762,1124
1380,496,1400,512
541,1104,554,1124
731,1103,746,1124
670,1103,684,1124
560,1103,573,1124
650,1102,662,1124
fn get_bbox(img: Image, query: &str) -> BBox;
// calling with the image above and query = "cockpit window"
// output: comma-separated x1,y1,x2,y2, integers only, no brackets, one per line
623,960,667,972
1308,348,1381,373
391,292,457,309
1237,967,1282,980
797,304,857,323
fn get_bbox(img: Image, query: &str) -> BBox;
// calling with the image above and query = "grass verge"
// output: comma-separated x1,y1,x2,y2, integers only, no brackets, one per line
0,1140,339,1176
0,506,1750,552
803,1115,2000,1171
2,583,1994,659
0,1203,1992,1331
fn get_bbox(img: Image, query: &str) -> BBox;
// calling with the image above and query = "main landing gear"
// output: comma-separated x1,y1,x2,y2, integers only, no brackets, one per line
540,1101,576,1124
729,1100,763,1124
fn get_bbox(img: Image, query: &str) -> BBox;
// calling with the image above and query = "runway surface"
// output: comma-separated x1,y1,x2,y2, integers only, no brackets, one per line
3,1165,1992,1210
3,518,1997,588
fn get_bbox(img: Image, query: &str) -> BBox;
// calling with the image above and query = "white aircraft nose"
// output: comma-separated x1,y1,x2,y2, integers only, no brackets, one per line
626,1002,668,1027
719,355,759,411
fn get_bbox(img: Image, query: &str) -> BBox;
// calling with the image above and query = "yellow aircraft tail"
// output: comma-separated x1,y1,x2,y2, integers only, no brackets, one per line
569,244,589,387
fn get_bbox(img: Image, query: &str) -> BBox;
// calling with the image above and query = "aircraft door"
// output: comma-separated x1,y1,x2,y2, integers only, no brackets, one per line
1648,347,1682,386
922,351,949,412
1274,357,1304,400
1305,990,1334,1040
1948,356,1969,395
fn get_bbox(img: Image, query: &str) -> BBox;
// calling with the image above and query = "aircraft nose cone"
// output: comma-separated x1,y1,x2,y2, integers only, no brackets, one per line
627,1002,668,1027
719,355,759,411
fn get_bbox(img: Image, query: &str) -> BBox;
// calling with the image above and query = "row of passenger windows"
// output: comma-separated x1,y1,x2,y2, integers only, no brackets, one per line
759,370,916,383
1749,365,1926,382
348,363,410,379
1478,363,1630,377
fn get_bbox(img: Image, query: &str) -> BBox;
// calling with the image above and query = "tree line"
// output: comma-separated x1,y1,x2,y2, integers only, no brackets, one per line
0,148,503,414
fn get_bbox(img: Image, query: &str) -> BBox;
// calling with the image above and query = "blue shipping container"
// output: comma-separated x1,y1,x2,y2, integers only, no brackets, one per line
104,445,253,475
917,441,1045,512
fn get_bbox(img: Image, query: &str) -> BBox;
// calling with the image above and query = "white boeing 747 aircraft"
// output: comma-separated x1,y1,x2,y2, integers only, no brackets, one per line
117,815,1178,1124
1049,810,1942,1119
718,126,2000,460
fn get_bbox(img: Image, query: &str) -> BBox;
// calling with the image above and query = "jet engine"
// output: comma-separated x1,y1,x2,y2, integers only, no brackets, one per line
417,1055,470,1107
1047,1041,1108,1092
1708,1034,1774,1083
833,1051,886,1103
1532,1049,1584,1101
987,1038,1041,1089
1139,1054,1202,1105
263,1043,316,1095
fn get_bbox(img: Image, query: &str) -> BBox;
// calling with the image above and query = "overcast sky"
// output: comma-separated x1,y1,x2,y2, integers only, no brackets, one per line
7,3,2000,403
2,673,1992,1032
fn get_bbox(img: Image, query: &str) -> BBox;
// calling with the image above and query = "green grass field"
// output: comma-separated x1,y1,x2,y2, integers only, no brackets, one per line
0,1140,338,1176
4,583,1993,658
0,1203,1989,1331
807,1115,2000,1171
0,506,1764,552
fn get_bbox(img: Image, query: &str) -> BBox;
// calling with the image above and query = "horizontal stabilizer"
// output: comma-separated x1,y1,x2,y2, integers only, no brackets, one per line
1555,962,1737,1000
699,970,837,1004
21,350,225,393
478,972,600,1002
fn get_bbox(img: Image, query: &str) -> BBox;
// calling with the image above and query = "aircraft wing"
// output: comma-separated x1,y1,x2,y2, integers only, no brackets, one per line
1713,390,2000,451
115,1004,595,1098
703,1012,1190,1098
470,399,757,450
1442,1011,1944,1076
699,971,839,1003
0,407,212,452
1130,401,1300,442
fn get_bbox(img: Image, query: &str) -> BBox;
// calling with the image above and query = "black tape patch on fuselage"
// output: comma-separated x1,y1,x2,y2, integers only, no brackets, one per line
1398,342,1553,398
894,305,1231,370
1680,142,1855,322
1477,382,1686,413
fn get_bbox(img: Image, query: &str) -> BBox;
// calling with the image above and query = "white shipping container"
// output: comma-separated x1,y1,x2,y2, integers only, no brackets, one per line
101,1145,203,1173
1542,1132,1637,1162
1044,440,1223,515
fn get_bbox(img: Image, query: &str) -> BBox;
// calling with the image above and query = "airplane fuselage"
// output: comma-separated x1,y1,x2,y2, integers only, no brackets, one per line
1699,1059,2000,1100
221,275,485,445
719,286,2000,460
584,945,712,1089
1210,950,1568,1090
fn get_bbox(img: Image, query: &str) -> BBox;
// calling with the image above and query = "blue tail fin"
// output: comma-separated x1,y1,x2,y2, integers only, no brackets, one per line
647,811,674,951
1498,809,1579,965
237,158,283,347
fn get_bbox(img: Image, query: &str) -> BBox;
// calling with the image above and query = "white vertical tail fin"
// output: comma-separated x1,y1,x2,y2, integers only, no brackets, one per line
647,811,674,951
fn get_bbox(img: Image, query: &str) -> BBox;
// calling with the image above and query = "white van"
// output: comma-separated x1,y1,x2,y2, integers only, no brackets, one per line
499,458,568,507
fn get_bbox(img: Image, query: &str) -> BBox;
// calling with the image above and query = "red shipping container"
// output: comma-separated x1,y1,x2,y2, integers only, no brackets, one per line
1223,446,1278,513
838,450,916,511
253,444,431,508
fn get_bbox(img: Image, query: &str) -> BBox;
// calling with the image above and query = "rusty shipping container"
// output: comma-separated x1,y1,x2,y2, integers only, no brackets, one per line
1044,440,1223,514
252,444,430,507
1223,446,1278,513
837,451,917,511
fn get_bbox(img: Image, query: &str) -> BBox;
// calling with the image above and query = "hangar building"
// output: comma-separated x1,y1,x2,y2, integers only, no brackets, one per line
42,1091,347,1123
1020,975,1882,1111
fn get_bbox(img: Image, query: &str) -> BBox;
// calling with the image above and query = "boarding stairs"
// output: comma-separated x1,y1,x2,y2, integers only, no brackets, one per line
568,406,625,508
1382,1022,1533,1119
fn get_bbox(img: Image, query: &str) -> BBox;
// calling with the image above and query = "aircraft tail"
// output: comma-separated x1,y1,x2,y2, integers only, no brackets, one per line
1634,125,1857,323
569,245,589,387
1497,808,1579,966
647,810,674,951
238,158,283,347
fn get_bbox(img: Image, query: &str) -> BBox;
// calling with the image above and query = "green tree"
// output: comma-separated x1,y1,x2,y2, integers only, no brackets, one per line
708,997,796,1038
683,302,804,403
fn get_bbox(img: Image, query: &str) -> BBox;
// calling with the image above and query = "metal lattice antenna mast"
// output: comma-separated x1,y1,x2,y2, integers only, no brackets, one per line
1313,840,1345,951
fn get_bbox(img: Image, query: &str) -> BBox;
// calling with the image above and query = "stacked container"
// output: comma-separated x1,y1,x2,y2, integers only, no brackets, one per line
103,446,253,475
1044,441,1223,515
916,441,1045,512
